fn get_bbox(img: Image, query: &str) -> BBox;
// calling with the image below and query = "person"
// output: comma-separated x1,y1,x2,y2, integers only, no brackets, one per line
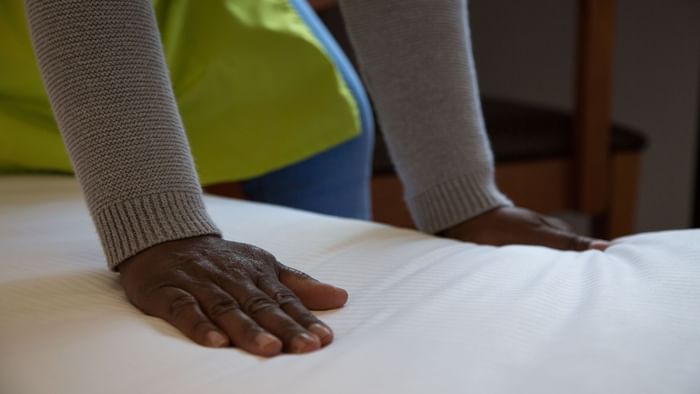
8,0,609,357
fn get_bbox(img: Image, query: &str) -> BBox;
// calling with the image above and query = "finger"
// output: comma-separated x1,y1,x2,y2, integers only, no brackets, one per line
278,263,348,310
258,277,334,347
589,240,611,251
566,234,597,251
150,286,229,348
555,232,611,251
537,217,610,251
221,278,321,354
185,284,282,357
537,227,597,251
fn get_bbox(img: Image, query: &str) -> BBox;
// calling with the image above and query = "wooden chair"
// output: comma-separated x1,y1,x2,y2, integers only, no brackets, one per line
208,0,647,239
315,0,647,239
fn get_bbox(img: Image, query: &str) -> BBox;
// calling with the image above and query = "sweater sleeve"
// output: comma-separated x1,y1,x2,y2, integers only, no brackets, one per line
338,0,512,233
24,0,221,270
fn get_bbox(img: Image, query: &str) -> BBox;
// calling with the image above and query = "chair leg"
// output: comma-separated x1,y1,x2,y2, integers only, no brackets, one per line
595,152,641,239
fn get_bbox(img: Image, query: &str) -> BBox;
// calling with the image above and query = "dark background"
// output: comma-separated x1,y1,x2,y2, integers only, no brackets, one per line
468,0,700,232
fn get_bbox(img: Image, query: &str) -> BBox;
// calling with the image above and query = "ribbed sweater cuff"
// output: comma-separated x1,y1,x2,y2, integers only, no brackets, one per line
93,191,221,270
406,171,513,234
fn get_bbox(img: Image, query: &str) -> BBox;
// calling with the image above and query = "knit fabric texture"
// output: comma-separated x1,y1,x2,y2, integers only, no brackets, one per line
338,0,512,232
24,0,511,268
24,0,221,269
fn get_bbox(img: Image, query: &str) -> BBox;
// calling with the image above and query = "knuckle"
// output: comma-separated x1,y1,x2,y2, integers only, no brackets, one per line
270,289,298,306
129,282,171,309
243,295,277,316
190,318,214,335
207,299,240,318
168,294,198,320
296,310,320,325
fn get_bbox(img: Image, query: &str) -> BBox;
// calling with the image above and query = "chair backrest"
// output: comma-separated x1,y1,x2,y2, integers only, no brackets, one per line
312,0,619,216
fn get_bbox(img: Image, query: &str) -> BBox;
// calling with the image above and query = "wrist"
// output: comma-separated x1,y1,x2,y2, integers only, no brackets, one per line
94,191,221,271
405,171,512,234
438,206,502,238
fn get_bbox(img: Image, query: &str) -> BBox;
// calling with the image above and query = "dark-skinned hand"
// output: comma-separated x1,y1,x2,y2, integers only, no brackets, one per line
442,206,610,251
119,235,348,357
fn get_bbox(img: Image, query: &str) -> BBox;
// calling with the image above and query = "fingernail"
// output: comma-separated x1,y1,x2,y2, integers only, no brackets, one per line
290,333,320,354
308,324,332,342
333,286,349,294
207,331,229,348
255,332,281,352
332,286,349,300
590,240,611,251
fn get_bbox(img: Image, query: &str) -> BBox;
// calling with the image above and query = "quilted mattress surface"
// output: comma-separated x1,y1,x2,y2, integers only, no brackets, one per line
1,176,699,394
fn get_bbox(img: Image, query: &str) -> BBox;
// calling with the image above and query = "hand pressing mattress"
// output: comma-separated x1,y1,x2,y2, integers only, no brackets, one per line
1,176,699,394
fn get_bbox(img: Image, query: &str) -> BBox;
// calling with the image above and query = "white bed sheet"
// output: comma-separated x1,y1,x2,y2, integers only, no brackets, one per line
1,176,699,394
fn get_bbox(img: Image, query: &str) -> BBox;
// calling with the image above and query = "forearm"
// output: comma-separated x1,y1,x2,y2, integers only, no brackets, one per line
24,0,220,269
338,0,511,233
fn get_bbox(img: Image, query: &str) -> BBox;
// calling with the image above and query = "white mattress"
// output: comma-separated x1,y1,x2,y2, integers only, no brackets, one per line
1,176,699,394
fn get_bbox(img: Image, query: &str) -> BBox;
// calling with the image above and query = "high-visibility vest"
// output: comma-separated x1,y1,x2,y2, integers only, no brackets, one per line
0,0,362,184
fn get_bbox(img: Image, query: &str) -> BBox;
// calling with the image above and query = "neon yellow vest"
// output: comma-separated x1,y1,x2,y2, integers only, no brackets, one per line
0,0,360,184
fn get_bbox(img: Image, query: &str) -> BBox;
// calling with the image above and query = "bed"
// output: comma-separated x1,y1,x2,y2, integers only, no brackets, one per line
1,175,699,394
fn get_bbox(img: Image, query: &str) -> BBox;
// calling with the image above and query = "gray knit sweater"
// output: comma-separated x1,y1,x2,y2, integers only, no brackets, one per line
24,0,511,270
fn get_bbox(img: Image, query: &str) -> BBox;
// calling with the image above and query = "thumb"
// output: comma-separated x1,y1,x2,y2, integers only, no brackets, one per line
278,264,349,310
